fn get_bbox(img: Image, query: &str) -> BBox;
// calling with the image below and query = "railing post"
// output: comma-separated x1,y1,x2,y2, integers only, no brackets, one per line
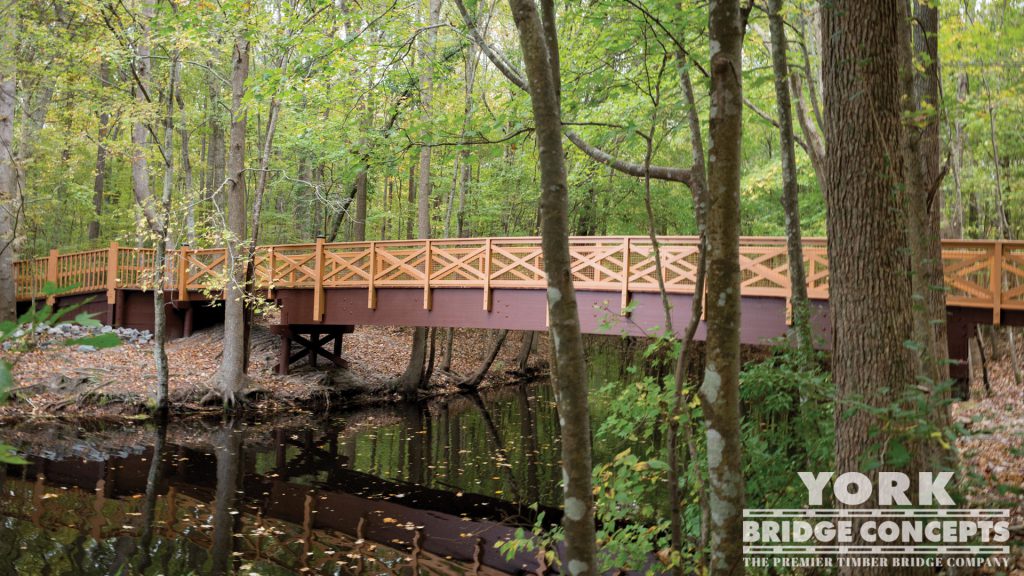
313,236,325,322
266,246,276,299
106,242,119,305
177,244,190,301
483,238,492,311
46,249,59,305
992,240,1003,326
367,241,377,309
621,238,631,315
423,239,432,310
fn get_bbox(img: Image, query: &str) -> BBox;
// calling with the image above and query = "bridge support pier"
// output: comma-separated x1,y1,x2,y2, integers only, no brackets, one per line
271,324,354,375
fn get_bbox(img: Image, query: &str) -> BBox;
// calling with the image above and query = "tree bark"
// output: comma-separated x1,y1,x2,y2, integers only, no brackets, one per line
767,0,813,354
0,1,17,323
700,1,746,573
353,170,367,240
215,37,251,406
508,0,597,573
88,61,111,241
823,3,924,570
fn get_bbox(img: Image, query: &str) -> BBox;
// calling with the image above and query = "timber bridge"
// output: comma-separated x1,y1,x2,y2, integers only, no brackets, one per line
14,236,1024,383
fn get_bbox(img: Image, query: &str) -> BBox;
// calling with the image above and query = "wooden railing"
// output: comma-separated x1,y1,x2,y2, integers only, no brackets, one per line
14,237,1024,324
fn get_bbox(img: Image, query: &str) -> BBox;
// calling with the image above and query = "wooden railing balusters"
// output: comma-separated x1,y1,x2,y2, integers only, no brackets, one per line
45,249,58,305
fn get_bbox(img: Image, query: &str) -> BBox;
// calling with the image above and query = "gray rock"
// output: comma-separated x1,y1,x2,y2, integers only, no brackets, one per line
76,345,97,353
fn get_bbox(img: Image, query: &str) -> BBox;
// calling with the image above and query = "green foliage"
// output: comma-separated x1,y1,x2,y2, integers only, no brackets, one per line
739,346,834,508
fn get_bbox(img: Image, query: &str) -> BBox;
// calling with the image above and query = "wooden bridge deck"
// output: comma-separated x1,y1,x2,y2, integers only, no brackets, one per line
13,236,1024,382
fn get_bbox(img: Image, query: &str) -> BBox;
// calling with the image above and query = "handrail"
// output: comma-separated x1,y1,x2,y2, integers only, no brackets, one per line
14,237,1024,325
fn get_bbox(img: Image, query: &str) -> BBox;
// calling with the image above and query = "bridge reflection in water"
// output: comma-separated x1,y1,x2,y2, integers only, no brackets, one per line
0,385,567,575
15,236,1024,383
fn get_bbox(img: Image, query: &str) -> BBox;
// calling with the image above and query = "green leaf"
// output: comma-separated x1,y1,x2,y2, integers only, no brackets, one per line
65,333,122,349
0,361,11,403
74,311,103,329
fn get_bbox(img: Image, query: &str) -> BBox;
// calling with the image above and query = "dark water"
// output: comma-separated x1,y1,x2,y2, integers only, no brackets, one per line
0,378,624,576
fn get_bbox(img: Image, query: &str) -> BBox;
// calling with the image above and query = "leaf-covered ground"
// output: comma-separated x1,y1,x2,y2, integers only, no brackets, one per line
952,333,1024,573
0,322,544,418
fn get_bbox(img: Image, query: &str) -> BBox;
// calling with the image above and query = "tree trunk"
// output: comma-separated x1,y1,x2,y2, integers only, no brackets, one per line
668,48,710,570
215,37,251,406
904,0,950,386
458,330,509,389
0,1,17,323
700,1,746,573
176,73,195,245
393,0,443,395
516,331,536,374
207,58,226,212
131,0,158,231
767,0,812,355
88,61,111,241
823,3,924,570
353,170,367,240
508,0,597,573
152,55,179,415
243,96,281,368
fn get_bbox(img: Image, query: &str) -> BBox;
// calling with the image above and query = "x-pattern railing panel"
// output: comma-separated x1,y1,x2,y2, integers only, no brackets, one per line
429,240,487,285
375,242,428,286
323,243,373,286
1001,245,1024,310
184,249,228,290
489,241,545,287
942,246,995,306
271,245,319,287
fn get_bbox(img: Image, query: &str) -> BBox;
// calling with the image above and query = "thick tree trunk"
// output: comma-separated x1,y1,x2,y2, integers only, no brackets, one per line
767,0,812,354
823,3,926,571
700,1,746,573
89,61,111,242
508,0,597,573
0,2,17,323
215,37,251,406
